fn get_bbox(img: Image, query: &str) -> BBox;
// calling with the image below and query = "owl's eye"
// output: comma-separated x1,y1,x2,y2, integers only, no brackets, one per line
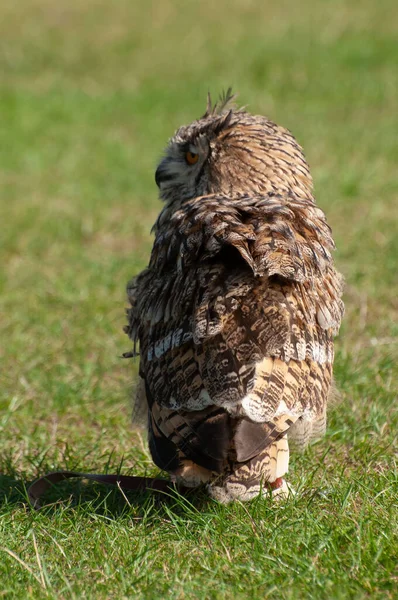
185,151,199,165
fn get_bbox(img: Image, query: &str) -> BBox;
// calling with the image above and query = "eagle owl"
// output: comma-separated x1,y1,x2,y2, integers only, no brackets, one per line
124,91,344,503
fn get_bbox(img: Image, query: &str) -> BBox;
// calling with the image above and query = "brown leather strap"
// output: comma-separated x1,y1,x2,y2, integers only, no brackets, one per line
28,471,187,509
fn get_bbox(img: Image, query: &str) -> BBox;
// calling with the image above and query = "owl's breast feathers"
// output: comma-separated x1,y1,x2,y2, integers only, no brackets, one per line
125,193,344,467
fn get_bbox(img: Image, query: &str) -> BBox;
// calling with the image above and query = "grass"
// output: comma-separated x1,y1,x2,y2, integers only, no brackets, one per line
0,0,397,597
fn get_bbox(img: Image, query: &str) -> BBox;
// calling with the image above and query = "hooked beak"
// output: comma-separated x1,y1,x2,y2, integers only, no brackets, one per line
155,160,174,188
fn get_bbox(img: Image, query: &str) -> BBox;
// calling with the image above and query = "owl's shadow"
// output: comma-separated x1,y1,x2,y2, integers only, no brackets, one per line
0,473,26,507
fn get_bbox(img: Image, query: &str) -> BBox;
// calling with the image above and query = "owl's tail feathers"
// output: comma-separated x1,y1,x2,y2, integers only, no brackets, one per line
207,434,295,504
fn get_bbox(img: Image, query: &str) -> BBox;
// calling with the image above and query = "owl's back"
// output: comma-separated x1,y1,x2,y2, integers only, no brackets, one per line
125,193,343,499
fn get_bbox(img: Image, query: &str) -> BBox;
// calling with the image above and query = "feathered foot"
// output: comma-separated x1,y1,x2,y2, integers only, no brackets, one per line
207,476,295,504
171,460,213,488
207,434,295,503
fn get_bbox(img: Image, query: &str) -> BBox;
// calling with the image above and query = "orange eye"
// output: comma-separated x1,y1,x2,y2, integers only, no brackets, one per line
185,151,199,165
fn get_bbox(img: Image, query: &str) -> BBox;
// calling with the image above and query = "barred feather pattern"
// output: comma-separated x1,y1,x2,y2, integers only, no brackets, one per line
125,192,343,501
125,98,344,502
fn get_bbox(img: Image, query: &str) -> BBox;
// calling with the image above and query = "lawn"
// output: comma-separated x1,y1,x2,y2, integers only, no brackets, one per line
0,0,397,598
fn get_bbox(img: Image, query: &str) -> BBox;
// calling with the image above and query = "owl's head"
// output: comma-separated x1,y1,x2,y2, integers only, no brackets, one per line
155,90,313,206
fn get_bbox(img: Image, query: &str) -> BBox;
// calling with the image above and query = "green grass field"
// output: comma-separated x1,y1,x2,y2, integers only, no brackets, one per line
0,0,397,598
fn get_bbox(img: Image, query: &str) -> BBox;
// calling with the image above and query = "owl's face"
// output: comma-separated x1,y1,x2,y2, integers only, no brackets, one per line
155,93,313,206
155,123,213,203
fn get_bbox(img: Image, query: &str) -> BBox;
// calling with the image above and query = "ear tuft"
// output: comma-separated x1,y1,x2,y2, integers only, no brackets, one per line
202,88,237,118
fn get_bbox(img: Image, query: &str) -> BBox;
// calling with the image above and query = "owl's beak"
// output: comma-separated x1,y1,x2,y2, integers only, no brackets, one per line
155,161,173,188
155,165,163,187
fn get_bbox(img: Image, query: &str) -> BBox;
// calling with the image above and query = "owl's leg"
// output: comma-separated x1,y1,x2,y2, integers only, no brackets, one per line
148,402,231,489
149,421,213,487
207,434,294,503
148,408,220,488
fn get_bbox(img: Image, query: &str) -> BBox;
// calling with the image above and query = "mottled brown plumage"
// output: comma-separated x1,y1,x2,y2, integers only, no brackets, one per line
124,91,344,502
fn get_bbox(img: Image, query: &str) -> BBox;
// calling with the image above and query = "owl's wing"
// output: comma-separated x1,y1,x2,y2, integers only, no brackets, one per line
125,194,344,468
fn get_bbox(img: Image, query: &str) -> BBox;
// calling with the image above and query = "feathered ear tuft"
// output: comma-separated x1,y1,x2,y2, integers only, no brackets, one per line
202,88,237,118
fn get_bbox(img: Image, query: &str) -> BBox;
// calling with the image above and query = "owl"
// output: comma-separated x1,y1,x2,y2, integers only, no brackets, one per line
124,91,344,503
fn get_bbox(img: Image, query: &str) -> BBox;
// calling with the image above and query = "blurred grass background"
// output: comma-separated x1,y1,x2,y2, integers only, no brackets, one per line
0,0,397,598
